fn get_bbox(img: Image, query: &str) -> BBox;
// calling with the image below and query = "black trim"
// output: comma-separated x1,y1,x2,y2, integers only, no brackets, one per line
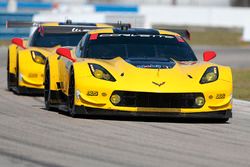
111,91,205,108
75,106,232,119
8,73,16,86
12,86,43,95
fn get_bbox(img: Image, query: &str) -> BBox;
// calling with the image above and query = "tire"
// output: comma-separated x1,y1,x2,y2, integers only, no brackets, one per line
44,63,52,110
7,53,11,91
68,69,77,117
15,55,21,94
216,118,229,123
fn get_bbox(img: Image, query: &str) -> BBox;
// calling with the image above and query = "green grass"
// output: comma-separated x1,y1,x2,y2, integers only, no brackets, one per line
233,68,250,101
153,25,250,46
0,40,10,46
190,29,242,46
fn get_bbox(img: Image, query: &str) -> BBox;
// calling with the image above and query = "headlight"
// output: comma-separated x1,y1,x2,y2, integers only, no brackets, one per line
200,66,218,84
31,51,46,64
89,64,116,82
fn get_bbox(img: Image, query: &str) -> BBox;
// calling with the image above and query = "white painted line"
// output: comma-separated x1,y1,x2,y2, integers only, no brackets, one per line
233,99,250,106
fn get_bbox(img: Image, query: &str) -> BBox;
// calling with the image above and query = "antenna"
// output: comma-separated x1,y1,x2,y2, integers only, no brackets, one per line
117,21,130,31
66,19,72,25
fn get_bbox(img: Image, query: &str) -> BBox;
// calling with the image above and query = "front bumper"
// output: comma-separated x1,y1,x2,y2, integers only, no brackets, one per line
74,105,232,119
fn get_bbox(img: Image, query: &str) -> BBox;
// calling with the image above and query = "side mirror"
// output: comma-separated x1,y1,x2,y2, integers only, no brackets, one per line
11,38,26,49
203,51,216,62
56,48,76,62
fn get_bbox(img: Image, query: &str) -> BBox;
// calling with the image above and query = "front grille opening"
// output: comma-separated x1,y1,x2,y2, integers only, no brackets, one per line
111,91,204,108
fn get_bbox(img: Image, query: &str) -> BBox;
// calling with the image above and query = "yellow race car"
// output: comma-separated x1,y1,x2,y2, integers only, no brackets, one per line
7,20,114,94
45,26,232,122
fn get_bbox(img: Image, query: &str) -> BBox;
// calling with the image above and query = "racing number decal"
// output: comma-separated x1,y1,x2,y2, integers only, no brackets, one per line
216,94,226,99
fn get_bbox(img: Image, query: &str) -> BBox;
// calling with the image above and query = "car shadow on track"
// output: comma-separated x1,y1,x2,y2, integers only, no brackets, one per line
6,88,43,97
41,107,230,124
80,115,230,124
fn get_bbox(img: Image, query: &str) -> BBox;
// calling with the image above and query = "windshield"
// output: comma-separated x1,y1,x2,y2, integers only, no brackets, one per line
85,34,197,61
30,30,85,47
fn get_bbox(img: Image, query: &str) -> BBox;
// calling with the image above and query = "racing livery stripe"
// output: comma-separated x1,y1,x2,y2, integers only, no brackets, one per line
113,28,160,35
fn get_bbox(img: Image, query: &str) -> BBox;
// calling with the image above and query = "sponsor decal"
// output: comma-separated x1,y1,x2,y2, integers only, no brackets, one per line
87,91,98,96
38,26,45,36
28,73,38,78
136,64,170,69
99,34,174,38
176,36,185,42
90,33,98,40
216,93,226,99
71,28,89,32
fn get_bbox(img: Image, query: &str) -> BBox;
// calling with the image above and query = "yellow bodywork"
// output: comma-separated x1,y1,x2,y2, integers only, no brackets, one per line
8,43,58,90
8,23,113,92
72,58,232,113
47,28,233,115
18,47,58,89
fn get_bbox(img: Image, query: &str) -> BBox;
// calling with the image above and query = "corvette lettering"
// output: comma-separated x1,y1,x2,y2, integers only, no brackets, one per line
99,34,174,38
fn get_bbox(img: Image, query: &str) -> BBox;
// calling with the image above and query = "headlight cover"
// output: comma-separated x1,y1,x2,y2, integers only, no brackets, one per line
89,64,116,82
31,51,46,64
200,66,219,84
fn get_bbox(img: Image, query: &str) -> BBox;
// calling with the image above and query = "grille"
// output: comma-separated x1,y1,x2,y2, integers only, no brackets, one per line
111,91,204,108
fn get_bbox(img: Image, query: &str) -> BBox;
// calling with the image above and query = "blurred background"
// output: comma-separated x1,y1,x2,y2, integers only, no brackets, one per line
0,0,250,100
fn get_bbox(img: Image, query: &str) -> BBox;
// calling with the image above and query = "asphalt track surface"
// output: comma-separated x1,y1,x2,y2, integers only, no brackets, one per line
0,46,250,167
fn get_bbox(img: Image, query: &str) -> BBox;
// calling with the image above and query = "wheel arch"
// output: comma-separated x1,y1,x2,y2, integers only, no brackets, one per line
46,55,61,91
218,66,233,83
8,44,18,75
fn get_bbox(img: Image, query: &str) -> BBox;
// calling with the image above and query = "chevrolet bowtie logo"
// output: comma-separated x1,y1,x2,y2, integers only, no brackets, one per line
152,81,166,87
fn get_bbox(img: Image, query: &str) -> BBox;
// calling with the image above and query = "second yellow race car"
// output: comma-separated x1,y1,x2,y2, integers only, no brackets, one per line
45,26,233,122
7,20,114,94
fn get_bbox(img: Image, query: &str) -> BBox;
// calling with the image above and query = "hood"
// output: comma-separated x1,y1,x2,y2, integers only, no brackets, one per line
84,57,218,92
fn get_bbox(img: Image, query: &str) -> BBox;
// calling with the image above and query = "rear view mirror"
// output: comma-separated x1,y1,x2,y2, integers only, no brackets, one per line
203,51,216,62
11,38,26,49
56,47,76,62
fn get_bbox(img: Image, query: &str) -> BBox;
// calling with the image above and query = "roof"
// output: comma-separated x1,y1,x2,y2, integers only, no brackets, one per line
88,28,180,37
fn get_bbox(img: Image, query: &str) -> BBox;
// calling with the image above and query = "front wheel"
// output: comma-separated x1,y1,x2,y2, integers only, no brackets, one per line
68,69,78,117
44,63,52,110
216,118,229,123
15,55,22,94
7,53,11,91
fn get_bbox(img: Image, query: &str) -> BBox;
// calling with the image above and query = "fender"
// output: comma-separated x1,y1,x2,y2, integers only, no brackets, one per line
8,39,28,75
8,44,18,75
218,66,233,83
18,50,44,88
47,54,61,91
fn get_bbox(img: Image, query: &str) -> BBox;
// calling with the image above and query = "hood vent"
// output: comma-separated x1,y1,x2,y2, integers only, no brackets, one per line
125,58,176,69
